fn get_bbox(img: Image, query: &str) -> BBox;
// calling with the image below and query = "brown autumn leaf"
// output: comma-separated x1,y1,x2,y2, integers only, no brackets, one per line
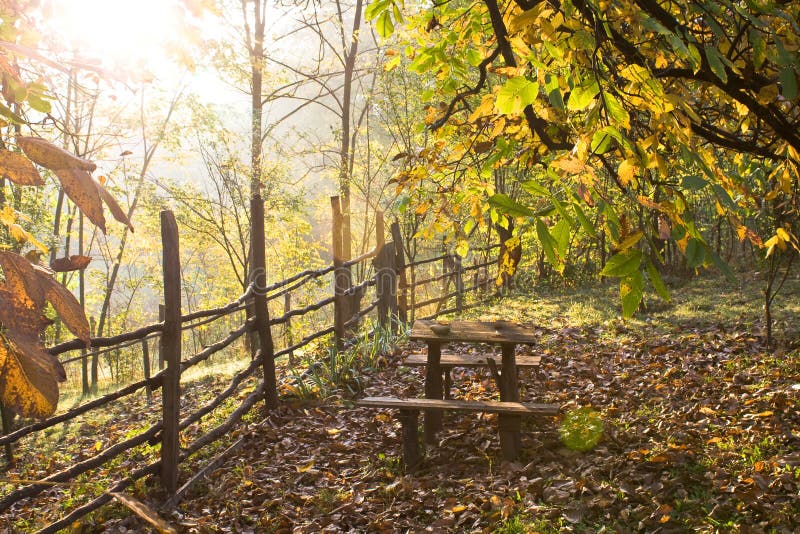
0,250,46,336
50,255,92,272
53,167,106,233
473,140,494,153
0,333,64,419
96,180,134,231
17,136,96,173
33,267,90,345
109,492,177,534
0,149,44,186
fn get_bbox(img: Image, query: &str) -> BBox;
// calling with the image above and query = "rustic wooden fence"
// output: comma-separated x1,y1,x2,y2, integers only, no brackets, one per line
0,194,499,530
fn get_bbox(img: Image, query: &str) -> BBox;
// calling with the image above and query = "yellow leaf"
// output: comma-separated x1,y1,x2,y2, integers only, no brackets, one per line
757,84,779,105
451,504,467,514
699,407,717,415
296,459,315,472
618,158,638,186
469,95,496,122
326,427,342,436
8,223,27,243
0,333,64,420
0,205,15,226
0,149,44,186
617,231,643,251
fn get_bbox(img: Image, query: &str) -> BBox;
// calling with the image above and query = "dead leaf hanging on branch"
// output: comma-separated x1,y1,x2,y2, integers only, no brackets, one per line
50,255,92,272
0,250,90,419
0,148,44,185
0,333,65,419
17,136,96,173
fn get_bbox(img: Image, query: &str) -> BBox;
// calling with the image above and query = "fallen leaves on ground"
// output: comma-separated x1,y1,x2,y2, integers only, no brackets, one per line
170,315,800,533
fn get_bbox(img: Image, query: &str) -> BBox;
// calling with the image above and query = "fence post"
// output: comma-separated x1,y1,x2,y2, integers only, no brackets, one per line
158,304,165,370
142,339,152,404
284,292,294,365
376,210,385,250
1,404,13,465
455,254,464,313
374,242,397,331
331,196,348,350
251,194,279,410
160,210,181,495
390,222,408,325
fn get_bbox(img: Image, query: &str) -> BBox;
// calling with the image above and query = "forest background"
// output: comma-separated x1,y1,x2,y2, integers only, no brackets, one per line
0,0,798,418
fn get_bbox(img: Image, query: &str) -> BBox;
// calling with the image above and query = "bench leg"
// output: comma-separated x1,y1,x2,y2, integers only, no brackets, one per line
399,409,421,473
497,344,521,462
424,342,443,444
498,414,522,462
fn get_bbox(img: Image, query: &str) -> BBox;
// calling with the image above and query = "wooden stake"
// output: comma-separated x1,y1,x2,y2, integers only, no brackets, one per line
390,222,408,324
251,194,278,410
160,210,181,495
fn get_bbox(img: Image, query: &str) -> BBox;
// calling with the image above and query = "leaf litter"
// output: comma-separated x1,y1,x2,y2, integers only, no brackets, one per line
2,278,799,532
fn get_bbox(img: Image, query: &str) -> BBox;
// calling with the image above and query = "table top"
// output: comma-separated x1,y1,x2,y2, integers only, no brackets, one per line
409,319,539,344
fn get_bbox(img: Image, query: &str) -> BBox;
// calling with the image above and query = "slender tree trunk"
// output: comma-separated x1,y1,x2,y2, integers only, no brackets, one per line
338,0,364,262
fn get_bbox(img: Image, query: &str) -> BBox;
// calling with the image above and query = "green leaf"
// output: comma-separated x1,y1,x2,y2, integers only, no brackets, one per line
590,130,613,154
750,29,766,69
600,249,642,277
466,48,482,67
705,46,728,84
545,73,564,110
682,174,707,191
620,271,643,318
567,78,599,111
496,77,539,115
376,11,395,38
463,218,476,235
603,93,630,129
552,218,571,256
536,219,563,273
488,194,535,217
708,249,736,282
521,180,550,197
684,238,705,268
712,184,736,210
573,203,597,238
365,0,390,21
687,43,702,73
645,258,670,301
0,103,25,124
779,67,798,100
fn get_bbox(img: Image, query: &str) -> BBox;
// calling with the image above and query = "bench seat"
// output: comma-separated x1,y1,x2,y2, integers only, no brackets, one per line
357,396,559,472
403,352,541,368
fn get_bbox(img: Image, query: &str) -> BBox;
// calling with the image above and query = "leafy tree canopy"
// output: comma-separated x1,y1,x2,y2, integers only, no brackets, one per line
369,0,800,314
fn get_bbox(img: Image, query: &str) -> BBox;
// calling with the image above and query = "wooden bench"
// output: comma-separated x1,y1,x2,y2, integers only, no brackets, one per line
357,396,559,472
403,352,542,399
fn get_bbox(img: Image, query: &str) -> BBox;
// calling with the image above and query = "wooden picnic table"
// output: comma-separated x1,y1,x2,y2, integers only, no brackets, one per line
409,319,540,456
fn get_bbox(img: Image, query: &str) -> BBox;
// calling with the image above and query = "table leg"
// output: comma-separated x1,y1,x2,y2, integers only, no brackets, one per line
399,409,421,473
424,342,443,444
499,343,521,459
